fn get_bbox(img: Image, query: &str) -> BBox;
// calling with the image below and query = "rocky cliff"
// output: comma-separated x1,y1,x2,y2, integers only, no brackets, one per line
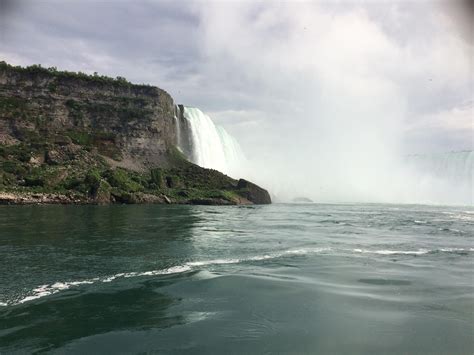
0,62,177,170
0,62,271,205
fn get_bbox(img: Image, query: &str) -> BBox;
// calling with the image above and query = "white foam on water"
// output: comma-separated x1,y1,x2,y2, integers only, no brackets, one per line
5,245,470,306
186,248,330,267
441,247,474,253
102,273,125,283
186,259,241,267
353,248,474,255
184,311,218,324
5,266,194,306
454,214,474,221
16,280,95,304
132,265,192,277
353,248,429,255
247,255,273,261
439,248,473,252
4,248,330,306
290,247,331,254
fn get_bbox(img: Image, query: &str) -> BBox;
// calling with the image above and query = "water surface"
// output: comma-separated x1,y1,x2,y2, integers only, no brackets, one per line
0,203,473,354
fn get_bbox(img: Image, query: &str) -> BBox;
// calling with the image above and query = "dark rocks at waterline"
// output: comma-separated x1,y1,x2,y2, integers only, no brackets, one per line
237,179,272,205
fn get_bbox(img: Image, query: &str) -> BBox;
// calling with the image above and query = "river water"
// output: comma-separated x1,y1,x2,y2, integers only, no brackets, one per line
0,203,472,354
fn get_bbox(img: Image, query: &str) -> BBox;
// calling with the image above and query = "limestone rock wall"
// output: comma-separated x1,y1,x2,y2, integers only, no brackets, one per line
0,65,177,170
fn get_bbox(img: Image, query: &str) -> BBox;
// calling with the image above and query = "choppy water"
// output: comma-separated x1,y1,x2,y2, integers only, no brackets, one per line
0,204,473,354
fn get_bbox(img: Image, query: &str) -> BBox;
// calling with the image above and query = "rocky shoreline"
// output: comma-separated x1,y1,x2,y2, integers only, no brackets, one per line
0,191,257,206
0,192,84,205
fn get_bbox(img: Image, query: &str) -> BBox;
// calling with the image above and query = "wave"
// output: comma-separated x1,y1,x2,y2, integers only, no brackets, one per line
353,248,429,255
16,280,97,304
353,248,474,256
0,248,330,307
438,248,474,252
438,228,466,234
2,246,470,306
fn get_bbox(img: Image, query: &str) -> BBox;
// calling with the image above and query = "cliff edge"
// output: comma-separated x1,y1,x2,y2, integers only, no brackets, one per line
0,62,271,205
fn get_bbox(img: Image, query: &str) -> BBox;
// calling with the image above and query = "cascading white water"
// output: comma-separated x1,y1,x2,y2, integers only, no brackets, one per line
406,151,473,186
176,106,245,177
404,151,473,205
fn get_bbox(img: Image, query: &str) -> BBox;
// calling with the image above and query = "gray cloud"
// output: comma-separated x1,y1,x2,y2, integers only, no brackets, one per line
0,0,471,202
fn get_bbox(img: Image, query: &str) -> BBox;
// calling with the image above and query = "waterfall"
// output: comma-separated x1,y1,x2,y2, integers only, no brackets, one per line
175,105,245,177
406,151,473,186
405,151,473,205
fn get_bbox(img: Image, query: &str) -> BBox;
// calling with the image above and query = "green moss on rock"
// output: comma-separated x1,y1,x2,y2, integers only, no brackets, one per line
105,168,143,193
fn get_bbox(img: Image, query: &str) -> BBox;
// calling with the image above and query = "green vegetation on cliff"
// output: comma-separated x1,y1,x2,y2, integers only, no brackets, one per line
0,61,151,89
0,142,258,205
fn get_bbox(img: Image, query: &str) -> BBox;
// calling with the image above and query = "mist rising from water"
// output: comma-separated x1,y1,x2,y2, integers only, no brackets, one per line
190,2,472,206
177,105,472,206
241,147,473,206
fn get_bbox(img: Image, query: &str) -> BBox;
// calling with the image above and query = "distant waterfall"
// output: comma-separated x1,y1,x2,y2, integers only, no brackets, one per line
406,151,473,186
404,151,473,205
175,105,245,177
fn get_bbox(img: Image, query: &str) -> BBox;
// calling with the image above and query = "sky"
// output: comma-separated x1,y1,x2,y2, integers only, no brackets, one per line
0,0,472,203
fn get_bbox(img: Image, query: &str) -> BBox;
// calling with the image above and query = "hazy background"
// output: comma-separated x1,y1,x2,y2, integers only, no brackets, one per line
0,0,472,204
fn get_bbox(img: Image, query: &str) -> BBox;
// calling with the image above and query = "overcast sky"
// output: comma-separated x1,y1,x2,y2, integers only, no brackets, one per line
0,0,472,160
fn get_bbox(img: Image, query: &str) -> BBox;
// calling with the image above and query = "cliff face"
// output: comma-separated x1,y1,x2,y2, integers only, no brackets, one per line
0,64,177,170
0,62,271,205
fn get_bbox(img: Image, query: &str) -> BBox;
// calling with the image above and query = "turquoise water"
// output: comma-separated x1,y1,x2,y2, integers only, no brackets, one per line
0,204,473,354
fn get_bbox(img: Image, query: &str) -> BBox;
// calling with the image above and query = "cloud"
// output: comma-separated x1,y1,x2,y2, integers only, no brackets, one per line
404,101,473,153
0,0,471,203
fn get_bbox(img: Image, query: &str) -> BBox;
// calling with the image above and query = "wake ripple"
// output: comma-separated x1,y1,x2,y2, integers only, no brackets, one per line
2,246,471,306
0,248,330,306
353,248,474,256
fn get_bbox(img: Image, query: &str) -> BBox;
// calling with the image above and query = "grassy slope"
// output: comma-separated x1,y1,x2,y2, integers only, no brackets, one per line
0,142,247,204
